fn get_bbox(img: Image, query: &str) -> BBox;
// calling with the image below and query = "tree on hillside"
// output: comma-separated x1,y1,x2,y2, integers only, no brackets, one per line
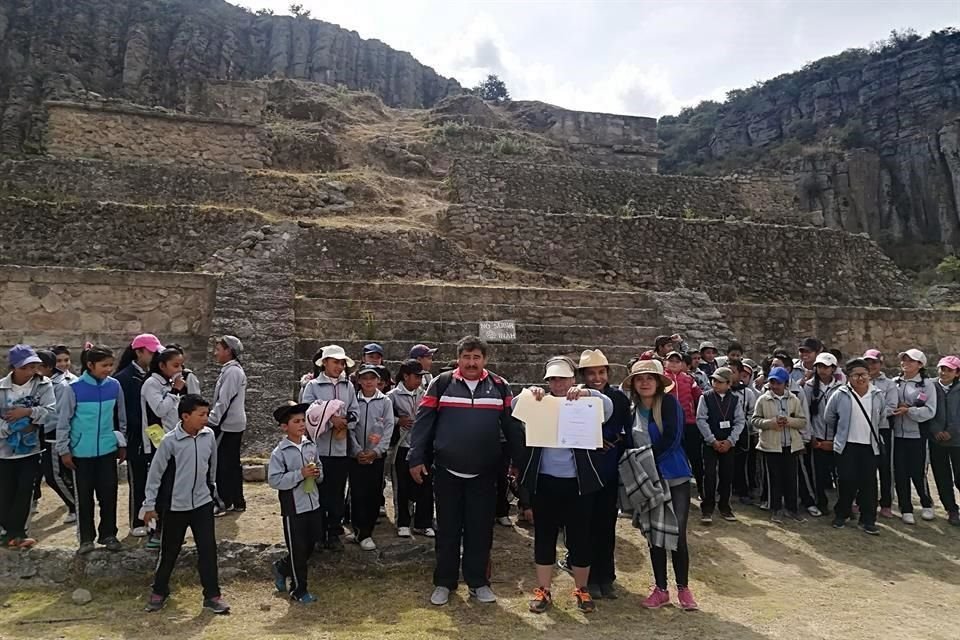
289,3,311,18
473,74,510,103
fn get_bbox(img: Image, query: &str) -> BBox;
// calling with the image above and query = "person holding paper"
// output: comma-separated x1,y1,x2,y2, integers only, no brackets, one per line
621,359,699,611
514,356,612,615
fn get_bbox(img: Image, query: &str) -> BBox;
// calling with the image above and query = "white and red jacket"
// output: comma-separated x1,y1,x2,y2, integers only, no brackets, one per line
665,370,702,426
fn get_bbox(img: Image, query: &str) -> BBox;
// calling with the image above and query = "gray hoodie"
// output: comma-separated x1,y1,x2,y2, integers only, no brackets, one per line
870,373,899,426
387,383,425,449
300,374,360,457
141,423,218,513
824,384,885,455
41,370,71,435
208,360,247,433
0,373,56,460
803,377,843,440
894,375,937,439
356,390,395,457
268,436,324,515
931,380,960,448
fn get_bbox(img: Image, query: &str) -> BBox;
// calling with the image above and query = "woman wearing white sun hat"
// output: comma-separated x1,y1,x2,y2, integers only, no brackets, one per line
892,348,937,524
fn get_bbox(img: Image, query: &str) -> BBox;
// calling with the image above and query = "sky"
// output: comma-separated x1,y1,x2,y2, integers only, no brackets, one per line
230,1,960,117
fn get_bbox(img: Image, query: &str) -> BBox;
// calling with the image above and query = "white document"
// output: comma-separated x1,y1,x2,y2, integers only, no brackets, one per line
556,399,604,449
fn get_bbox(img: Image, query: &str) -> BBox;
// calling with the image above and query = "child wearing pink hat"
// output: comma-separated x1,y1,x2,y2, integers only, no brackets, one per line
931,356,960,526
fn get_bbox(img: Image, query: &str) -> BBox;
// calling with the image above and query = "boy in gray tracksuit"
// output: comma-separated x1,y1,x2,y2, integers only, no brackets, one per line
142,395,229,615
268,401,324,603
350,364,395,549
388,359,431,536
299,351,359,549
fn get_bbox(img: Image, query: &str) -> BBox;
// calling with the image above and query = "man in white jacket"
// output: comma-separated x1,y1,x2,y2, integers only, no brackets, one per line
208,336,247,515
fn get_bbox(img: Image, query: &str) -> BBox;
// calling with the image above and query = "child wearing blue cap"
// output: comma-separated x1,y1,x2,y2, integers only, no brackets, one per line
0,345,56,548
751,366,808,524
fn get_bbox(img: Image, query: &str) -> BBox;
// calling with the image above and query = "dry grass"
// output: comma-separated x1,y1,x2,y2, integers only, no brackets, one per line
8,481,960,639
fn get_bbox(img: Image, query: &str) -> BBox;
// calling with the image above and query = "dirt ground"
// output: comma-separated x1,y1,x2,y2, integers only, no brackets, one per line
3,479,959,640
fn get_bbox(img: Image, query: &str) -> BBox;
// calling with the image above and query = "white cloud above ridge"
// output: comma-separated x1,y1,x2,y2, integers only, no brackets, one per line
230,0,959,117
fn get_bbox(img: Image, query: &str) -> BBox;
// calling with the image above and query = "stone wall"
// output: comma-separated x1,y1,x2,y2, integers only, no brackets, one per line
505,101,660,172
442,205,911,306
185,80,267,122
0,158,353,216
718,302,960,369
0,266,216,379
449,159,809,223
45,101,271,170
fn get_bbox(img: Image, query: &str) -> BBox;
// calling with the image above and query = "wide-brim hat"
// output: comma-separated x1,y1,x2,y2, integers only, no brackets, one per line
544,356,577,380
621,359,675,393
578,349,609,369
316,344,355,369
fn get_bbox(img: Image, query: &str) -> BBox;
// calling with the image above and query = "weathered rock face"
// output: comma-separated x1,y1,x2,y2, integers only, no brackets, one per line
659,29,960,250
0,0,461,152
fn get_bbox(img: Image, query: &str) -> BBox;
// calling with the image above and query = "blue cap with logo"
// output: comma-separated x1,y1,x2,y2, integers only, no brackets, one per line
9,344,42,369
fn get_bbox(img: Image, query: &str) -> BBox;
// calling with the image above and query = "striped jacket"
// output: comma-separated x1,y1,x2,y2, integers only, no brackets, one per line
408,368,522,475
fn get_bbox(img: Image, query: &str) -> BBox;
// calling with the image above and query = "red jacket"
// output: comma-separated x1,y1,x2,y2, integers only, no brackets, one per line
665,370,701,425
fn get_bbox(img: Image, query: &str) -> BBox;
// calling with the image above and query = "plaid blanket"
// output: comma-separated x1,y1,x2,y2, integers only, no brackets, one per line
618,444,680,551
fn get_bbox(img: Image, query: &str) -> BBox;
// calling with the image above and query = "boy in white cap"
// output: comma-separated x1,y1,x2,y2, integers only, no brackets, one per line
209,336,248,515
300,345,360,550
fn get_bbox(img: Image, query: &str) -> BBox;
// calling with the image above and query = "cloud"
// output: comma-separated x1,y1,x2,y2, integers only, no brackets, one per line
471,38,504,73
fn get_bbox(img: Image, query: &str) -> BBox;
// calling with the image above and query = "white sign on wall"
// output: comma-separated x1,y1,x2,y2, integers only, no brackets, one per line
479,320,517,343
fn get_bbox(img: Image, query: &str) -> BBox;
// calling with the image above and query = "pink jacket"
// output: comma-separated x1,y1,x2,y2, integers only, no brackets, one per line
665,371,702,425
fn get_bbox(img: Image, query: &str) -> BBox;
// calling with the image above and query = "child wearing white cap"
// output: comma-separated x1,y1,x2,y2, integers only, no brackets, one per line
893,349,937,524
930,356,960,526
804,352,843,517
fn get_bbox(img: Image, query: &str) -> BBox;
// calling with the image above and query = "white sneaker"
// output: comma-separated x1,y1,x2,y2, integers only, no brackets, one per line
496,516,513,527
807,506,823,517
130,526,149,537
344,531,357,543
414,527,436,538
921,507,935,521
63,512,77,524
469,586,497,603
902,512,916,525
430,586,450,606
359,537,377,551
397,527,412,538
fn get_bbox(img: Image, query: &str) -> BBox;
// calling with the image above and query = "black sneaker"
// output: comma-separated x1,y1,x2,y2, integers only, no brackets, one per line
831,517,845,529
587,583,603,599
949,511,960,526
144,593,167,612
859,522,880,536
324,536,344,552
720,511,737,522
101,536,123,552
202,596,231,614
600,582,618,599
233,501,246,514
700,513,713,525
574,587,596,613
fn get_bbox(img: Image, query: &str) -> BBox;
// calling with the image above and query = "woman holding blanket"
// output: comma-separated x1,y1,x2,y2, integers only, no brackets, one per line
515,356,612,614
620,359,698,611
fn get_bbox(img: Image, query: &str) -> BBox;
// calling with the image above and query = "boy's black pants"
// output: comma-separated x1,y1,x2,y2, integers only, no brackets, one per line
894,437,933,513
811,447,836,513
682,424,704,498
701,444,734,516
0,454,40,538
127,448,151,528
319,456,350,540
766,447,798,513
73,452,118,544
587,477,619,585
878,428,895,508
349,457,385,540
394,446,434,529
733,432,759,498
278,509,324,597
834,444,878,526
215,430,246,509
152,502,221,599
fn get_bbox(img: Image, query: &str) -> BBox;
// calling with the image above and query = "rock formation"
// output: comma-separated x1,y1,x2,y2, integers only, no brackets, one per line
658,29,960,255
0,0,461,152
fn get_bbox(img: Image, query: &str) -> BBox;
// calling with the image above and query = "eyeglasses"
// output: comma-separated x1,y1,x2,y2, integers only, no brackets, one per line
849,373,870,380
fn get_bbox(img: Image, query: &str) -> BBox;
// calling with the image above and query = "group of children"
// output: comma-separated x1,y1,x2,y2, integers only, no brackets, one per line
5,330,960,615
0,336,245,614
648,336,960,533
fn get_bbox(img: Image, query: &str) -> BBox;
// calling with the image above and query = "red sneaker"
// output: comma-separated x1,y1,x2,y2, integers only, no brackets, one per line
677,586,699,611
641,587,671,609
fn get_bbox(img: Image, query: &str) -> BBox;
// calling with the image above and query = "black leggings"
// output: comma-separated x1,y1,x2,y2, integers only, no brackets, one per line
649,481,691,590
532,475,593,567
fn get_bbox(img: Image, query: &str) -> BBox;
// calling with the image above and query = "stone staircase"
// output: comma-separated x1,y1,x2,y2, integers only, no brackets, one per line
294,280,664,388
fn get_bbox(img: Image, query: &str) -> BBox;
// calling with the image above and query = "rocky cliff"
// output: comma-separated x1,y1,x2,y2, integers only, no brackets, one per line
0,0,461,152
659,28,960,259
